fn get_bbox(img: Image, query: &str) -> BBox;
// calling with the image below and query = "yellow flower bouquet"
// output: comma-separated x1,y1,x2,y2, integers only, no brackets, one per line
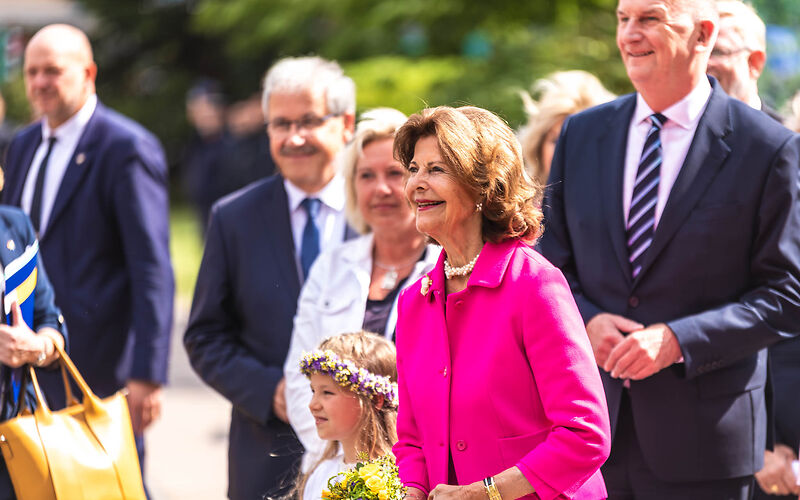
323,455,406,500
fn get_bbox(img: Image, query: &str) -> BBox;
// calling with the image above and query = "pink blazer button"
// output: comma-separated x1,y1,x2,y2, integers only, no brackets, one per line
456,440,467,451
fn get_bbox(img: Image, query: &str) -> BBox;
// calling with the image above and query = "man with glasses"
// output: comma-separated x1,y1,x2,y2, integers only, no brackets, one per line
707,0,783,121
184,56,356,500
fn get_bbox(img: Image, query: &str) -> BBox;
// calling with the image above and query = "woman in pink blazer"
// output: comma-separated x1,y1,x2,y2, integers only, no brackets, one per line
392,106,610,500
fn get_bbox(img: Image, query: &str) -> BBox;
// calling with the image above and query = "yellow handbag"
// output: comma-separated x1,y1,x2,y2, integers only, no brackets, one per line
0,343,146,499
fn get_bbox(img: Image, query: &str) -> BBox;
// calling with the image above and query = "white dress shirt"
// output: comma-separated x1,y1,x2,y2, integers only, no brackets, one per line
284,175,347,278
622,79,712,227
22,94,97,234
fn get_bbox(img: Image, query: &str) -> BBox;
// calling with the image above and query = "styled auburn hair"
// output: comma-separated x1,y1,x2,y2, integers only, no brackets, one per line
295,331,398,500
394,105,542,243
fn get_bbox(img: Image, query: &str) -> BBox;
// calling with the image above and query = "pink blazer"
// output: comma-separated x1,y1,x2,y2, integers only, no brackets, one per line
394,239,610,500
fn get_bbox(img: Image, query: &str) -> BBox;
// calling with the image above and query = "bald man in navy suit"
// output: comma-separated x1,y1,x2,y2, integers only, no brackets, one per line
1,25,173,489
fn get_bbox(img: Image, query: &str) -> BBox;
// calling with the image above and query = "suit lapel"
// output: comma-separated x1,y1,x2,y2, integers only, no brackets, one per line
597,96,637,285
259,178,301,300
634,84,732,284
41,104,103,242
6,131,42,207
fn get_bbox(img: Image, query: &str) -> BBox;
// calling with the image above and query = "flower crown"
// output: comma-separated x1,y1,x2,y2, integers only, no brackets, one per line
300,350,398,408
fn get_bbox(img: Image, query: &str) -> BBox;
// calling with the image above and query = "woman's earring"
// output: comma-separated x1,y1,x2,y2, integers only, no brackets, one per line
475,202,483,212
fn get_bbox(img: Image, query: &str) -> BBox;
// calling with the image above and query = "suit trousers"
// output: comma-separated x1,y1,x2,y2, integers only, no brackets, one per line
603,390,754,500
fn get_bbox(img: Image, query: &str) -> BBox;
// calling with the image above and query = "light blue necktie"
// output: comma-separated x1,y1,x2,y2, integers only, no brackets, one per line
300,198,321,279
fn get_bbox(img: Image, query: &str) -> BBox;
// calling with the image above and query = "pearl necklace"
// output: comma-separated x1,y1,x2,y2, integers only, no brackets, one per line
444,252,480,280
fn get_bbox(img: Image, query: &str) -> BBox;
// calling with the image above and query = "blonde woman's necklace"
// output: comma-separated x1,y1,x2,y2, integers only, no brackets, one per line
374,250,426,291
444,251,480,280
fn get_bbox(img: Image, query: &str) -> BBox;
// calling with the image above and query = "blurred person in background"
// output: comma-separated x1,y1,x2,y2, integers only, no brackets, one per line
221,93,276,196
283,108,438,471
0,92,16,159
182,79,229,232
518,70,614,188
707,0,783,121
1,24,174,493
753,90,800,500
184,56,357,500
0,166,67,500
710,3,799,497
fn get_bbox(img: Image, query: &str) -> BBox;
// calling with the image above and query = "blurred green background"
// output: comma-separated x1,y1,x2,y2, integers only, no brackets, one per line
2,0,799,300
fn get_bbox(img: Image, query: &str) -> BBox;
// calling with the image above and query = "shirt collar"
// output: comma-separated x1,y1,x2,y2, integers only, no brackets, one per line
284,173,346,213
41,94,97,142
424,239,518,302
633,77,711,130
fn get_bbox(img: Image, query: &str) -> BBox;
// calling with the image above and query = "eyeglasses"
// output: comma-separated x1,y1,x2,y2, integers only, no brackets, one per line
710,47,751,58
266,113,342,134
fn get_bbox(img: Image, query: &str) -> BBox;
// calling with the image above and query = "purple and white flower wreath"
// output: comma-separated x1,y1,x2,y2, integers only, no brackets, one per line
300,350,399,408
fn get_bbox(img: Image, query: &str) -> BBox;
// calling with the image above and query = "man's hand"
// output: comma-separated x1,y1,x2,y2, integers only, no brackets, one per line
604,323,682,380
585,313,643,367
755,444,800,496
273,377,288,423
126,380,162,434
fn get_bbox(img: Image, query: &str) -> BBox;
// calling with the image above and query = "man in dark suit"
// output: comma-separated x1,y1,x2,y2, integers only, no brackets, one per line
1,24,173,481
539,0,800,498
707,0,783,122
184,56,356,500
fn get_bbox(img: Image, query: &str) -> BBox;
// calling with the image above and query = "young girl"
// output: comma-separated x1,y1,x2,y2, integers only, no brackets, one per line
296,331,398,500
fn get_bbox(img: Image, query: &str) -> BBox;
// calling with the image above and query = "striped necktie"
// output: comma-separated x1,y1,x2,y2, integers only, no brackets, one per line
627,113,666,279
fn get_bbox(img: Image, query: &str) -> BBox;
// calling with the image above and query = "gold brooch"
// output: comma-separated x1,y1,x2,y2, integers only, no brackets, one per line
6,240,15,251
420,275,432,296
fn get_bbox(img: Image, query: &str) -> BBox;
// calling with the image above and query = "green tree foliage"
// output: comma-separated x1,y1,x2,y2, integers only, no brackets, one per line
16,0,797,166
191,0,628,124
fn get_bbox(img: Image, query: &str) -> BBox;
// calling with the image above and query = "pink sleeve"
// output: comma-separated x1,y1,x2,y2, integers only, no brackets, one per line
393,292,431,494
516,267,611,499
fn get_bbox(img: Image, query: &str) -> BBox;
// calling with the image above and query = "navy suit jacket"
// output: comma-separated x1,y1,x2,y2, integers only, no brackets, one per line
1,101,174,403
184,174,356,499
540,79,800,481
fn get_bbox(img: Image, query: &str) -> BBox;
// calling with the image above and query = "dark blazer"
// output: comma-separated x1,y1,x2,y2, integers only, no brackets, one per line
1,102,174,403
0,206,66,499
539,78,800,482
184,174,355,500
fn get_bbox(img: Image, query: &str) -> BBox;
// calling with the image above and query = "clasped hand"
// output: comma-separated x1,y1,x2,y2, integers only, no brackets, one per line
755,444,800,496
586,313,682,380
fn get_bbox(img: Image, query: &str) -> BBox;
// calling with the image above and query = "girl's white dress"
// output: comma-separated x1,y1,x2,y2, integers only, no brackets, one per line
303,448,355,500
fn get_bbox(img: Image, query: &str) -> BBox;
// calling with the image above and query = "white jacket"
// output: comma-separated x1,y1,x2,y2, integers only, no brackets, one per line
284,233,439,470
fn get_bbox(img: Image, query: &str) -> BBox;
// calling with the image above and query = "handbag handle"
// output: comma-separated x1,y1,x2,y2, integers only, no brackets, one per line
26,343,106,422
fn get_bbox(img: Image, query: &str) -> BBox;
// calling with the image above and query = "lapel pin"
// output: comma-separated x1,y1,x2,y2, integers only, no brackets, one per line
6,240,15,251
420,275,432,296
76,153,86,165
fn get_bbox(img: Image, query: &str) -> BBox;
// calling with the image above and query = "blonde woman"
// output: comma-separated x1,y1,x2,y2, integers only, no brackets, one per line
518,70,615,186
